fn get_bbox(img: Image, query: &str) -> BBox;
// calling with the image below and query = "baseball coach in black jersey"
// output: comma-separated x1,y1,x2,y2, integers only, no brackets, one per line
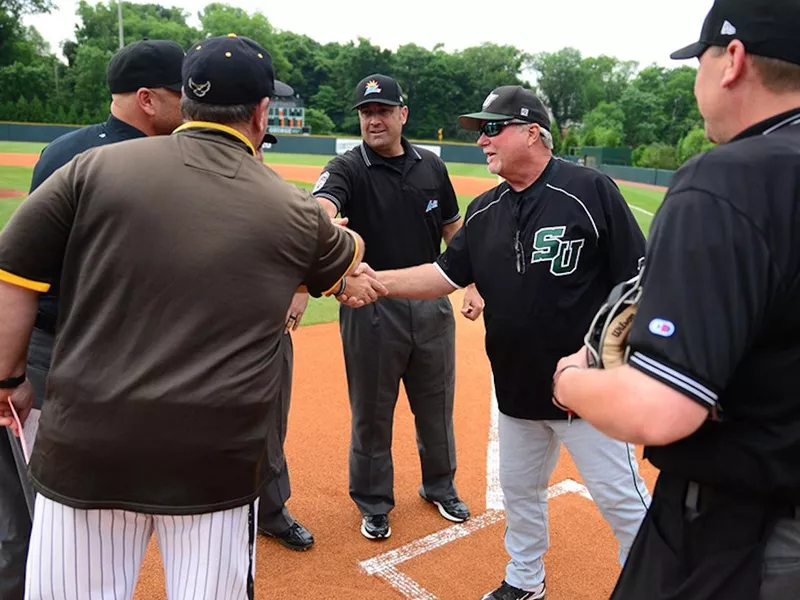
552,0,800,598
368,85,650,600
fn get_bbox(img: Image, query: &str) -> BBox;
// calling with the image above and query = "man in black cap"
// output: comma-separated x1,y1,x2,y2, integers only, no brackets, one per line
553,0,800,598
367,85,650,599
313,73,474,540
252,136,316,552
0,34,381,599
0,38,185,600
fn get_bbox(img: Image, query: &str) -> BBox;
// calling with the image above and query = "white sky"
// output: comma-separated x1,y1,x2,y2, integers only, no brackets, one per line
25,0,713,73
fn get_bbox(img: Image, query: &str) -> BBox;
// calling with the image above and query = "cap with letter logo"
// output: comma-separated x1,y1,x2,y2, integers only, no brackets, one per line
670,0,800,65
182,34,294,105
458,86,551,132
352,74,406,110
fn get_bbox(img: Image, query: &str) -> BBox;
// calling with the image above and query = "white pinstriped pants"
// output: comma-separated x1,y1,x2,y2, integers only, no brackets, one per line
24,494,257,600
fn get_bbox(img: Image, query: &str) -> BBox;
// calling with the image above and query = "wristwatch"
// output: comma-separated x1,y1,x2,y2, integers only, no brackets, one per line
0,374,26,389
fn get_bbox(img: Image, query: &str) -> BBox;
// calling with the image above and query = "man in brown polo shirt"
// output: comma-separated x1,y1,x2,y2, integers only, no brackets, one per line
0,34,383,599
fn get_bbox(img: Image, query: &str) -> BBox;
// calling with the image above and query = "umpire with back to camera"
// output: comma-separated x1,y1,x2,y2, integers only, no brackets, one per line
553,0,800,598
0,33,377,599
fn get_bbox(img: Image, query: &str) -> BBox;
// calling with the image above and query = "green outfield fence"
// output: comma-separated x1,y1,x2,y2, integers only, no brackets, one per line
0,121,675,187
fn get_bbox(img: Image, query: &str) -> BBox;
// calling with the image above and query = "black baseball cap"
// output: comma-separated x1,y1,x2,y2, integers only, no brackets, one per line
671,0,800,66
458,86,551,132
183,34,294,105
262,131,277,145
107,39,184,94
352,74,405,110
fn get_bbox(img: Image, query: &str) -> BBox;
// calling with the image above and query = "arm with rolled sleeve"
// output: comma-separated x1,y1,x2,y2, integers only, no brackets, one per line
553,189,772,445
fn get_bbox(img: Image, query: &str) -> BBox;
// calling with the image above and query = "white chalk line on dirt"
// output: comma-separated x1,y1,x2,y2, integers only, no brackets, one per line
359,384,592,599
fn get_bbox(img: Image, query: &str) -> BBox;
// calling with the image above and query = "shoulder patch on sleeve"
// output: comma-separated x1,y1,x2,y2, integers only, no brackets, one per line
312,171,330,194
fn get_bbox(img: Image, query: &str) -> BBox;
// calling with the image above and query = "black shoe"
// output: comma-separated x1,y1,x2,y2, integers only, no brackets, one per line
480,580,545,600
419,490,470,523
361,514,391,540
260,521,314,551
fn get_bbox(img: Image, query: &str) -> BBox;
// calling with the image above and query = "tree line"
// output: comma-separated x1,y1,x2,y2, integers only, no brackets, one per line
1,0,713,168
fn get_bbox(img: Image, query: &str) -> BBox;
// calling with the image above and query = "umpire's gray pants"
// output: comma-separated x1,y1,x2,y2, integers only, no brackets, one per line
0,328,51,600
257,332,295,534
341,297,457,516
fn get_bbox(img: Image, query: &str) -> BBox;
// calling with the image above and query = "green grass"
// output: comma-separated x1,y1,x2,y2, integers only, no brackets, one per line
0,166,34,192
0,198,23,225
0,165,663,328
0,141,47,154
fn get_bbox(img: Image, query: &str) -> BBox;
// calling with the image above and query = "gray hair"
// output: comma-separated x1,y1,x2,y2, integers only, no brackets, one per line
515,122,554,149
539,127,554,150
180,96,259,125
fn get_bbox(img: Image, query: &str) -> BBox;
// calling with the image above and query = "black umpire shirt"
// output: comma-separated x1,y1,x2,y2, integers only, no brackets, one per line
29,114,147,331
437,159,645,420
628,108,800,504
313,137,460,270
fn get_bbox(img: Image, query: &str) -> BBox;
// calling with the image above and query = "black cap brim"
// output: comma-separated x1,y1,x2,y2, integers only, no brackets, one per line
458,112,516,130
670,41,709,60
262,133,277,145
273,80,294,97
352,98,404,110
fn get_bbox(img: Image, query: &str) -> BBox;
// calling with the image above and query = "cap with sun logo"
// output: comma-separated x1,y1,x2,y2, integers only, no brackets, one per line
352,73,405,110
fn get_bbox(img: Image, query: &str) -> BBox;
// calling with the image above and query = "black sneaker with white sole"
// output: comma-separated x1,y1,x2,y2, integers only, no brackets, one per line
361,514,391,540
480,580,546,600
419,489,470,523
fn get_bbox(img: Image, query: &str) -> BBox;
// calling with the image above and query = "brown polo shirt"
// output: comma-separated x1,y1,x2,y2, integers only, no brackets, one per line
0,124,356,513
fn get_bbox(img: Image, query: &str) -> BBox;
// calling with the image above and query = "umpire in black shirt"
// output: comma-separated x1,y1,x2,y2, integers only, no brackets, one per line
0,39,183,600
554,0,800,598
314,74,473,539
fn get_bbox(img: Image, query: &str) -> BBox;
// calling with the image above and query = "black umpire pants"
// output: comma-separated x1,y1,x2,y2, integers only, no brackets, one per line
341,297,458,516
0,327,51,600
610,472,800,600
257,331,295,534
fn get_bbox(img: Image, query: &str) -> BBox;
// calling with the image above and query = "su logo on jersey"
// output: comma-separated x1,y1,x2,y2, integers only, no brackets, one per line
531,226,585,276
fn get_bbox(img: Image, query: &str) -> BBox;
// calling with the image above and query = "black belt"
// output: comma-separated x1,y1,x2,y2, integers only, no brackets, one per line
34,311,57,335
686,481,800,520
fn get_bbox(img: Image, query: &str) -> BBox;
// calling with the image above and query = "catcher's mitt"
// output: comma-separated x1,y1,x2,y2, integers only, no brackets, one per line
585,269,644,369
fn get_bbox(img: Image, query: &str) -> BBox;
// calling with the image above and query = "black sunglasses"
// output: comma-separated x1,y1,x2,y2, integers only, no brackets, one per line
479,120,528,138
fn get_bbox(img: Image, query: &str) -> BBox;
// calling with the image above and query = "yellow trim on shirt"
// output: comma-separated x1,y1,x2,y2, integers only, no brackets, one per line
173,121,256,156
0,269,50,293
323,235,360,297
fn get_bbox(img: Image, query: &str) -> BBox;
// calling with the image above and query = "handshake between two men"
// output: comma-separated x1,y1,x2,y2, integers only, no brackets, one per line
328,251,486,323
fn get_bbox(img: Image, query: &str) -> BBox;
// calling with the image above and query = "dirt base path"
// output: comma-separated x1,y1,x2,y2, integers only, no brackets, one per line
0,188,25,198
0,153,667,198
128,291,658,600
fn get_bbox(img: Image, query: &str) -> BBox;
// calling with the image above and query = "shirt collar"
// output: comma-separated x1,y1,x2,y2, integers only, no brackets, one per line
360,137,422,168
172,121,256,156
104,114,147,140
730,107,800,142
